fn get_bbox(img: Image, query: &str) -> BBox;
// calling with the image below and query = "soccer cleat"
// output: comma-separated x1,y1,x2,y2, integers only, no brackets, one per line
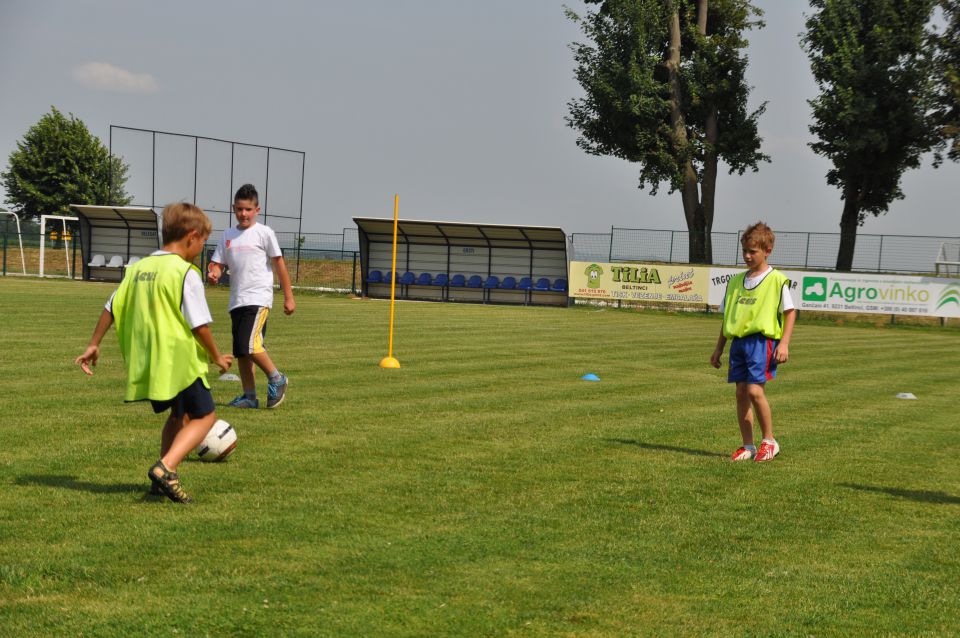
147,460,192,503
266,374,288,409
731,446,756,461
228,395,259,409
754,440,780,463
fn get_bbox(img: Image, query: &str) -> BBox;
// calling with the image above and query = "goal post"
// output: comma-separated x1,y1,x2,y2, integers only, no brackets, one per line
39,214,79,278
0,210,26,275
935,241,960,277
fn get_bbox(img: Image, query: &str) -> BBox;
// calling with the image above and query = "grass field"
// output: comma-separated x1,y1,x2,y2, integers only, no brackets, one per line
1,277,958,637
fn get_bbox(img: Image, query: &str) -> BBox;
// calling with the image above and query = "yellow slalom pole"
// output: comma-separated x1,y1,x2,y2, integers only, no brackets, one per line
379,194,401,369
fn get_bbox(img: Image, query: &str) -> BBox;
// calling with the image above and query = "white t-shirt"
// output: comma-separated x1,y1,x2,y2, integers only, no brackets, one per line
105,251,212,329
211,223,282,311
719,266,795,314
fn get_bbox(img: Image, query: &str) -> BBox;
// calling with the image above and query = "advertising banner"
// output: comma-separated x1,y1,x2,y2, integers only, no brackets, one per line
708,268,960,319
569,261,709,304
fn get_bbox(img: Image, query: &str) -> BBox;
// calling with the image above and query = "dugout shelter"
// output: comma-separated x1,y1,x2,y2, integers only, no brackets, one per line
70,205,161,281
356,217,569,306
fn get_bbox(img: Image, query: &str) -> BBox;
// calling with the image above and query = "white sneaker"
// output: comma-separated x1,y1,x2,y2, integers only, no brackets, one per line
755,440,780,462
731,446,756,461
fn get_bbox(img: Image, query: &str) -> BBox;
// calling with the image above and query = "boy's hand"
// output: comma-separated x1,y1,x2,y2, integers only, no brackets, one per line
75,345,100,375
710,348,723,369
283,297,295,315
212,354,234,374
206,263,221,285
774,343,789,363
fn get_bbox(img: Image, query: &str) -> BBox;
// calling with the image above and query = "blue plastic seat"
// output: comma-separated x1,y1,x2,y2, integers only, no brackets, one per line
500,276,517,289
366,269,383,283
551,278,568,292
466,275,483,288
415,272,432,286
483,275,500,289
449,274,466,287
533,277,551,291
432,273,449,287
517,277,533,290
399,271,416,285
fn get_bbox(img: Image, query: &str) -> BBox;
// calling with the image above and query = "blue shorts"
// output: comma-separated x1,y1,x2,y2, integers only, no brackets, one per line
728,333,779,384
149,377,215,418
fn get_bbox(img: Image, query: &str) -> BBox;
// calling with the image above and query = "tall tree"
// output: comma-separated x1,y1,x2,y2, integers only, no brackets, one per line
802,0,938,271
1,107,130,221
566,0,768,264
932,0,960,162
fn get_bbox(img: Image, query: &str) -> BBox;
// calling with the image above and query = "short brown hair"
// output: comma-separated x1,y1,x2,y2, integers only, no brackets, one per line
161,202,212,244
741,221,775,251
234,183,259,206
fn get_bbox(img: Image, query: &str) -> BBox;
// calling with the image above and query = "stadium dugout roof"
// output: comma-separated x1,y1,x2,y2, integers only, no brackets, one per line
70,205,161,281
352,217,567,250
354,217,569,306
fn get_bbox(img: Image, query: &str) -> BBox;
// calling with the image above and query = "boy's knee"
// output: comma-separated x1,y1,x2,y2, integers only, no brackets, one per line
737,383,765,400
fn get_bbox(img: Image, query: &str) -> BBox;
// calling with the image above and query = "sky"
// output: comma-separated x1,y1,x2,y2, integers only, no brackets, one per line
1,0,958,238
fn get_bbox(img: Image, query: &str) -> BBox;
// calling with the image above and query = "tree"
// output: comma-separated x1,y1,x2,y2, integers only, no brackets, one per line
1,107,131,221
566,0,768,264
802,0,938,272
932,0,960,162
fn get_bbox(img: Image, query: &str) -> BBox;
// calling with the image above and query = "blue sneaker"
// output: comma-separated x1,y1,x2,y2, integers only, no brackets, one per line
228,395,259,409
267,374,288,409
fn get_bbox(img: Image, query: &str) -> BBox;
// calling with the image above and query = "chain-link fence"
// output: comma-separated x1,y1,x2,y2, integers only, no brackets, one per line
5,222,959,283
570,228,960,274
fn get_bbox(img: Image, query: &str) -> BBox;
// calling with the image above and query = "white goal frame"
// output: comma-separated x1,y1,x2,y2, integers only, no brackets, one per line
39,214,79,278
935,241,960,276
0,210,26,275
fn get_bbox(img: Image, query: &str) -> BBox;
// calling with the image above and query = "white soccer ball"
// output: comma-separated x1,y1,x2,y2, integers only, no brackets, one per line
196,419,237,462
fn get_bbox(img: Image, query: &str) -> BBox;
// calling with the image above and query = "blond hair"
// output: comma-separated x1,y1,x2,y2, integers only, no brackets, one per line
161,202,212,244
741,221,775,251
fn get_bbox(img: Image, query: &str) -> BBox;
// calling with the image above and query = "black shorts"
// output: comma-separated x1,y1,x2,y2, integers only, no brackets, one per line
230,305,270,357
150,377,215,418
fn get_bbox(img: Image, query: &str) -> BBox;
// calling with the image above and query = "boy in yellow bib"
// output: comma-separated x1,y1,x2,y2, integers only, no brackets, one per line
711,222,796,462
75,203,233,502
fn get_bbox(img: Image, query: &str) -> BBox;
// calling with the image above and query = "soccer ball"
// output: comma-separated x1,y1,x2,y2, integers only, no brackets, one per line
196,419,237,462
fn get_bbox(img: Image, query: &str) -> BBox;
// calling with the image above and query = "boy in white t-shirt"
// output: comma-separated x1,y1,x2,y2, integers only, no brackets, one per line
208,184,296,409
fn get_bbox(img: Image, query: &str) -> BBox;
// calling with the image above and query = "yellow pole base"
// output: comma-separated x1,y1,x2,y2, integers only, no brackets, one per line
379,356,401,369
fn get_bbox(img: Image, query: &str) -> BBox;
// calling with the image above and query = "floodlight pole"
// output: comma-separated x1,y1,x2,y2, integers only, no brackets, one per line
379,194,401,369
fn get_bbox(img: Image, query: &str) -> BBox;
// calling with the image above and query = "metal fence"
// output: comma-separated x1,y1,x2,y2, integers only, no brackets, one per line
571,228,960,274
1,224,361,292
5,223,959,283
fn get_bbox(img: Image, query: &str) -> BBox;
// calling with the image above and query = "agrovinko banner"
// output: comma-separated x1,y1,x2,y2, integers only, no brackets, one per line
571,261,960,319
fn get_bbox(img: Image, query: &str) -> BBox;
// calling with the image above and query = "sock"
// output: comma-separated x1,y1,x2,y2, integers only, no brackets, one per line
244,390,257,400
744,444,757,451
268,370,283,382
762,438,776,445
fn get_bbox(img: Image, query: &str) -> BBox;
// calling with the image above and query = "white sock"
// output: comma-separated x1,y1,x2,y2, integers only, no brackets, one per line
744,444,757,451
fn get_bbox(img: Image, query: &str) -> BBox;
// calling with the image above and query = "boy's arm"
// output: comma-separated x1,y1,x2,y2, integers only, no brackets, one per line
710,330,727,369
272,255,296,315
75,308,114,375
774,309,797,363
192,324,234,373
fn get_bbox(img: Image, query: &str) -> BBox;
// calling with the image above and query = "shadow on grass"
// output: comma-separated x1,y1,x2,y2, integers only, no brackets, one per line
15,474,148,495
605,439,726,458
839,483,960,505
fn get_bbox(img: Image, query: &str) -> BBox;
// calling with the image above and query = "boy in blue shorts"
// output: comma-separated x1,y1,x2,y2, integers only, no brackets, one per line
207,184,295,409
75,203,233,502
710,222,796,462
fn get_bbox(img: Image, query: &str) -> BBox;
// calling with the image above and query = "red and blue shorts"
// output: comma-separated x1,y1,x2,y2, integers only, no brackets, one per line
728,333,779,384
